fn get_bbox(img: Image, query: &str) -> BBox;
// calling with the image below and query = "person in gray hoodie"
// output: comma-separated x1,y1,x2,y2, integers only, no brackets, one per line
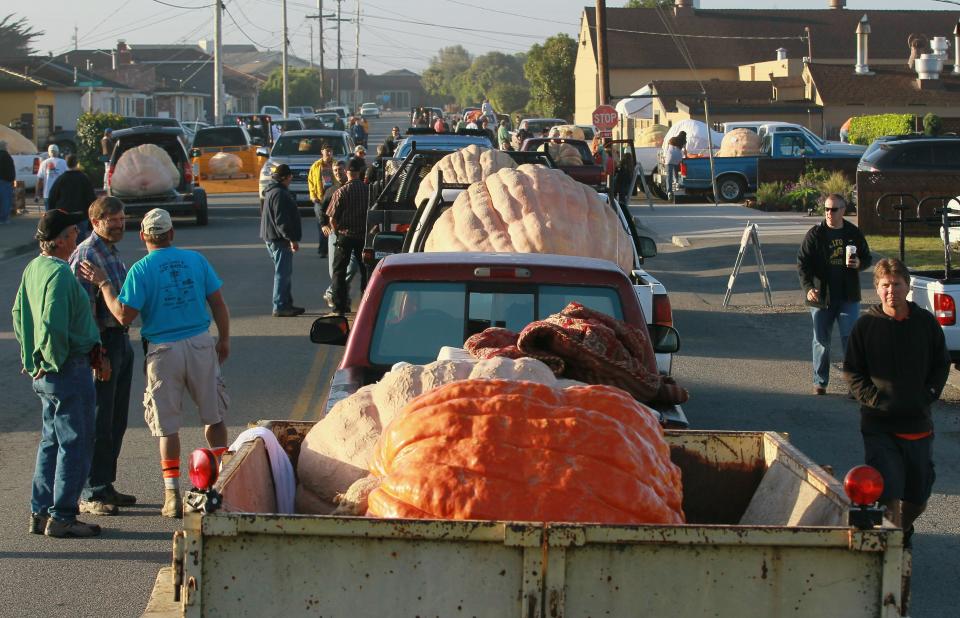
260,164,303,317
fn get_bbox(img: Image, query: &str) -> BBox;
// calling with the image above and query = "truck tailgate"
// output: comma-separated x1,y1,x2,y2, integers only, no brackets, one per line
151,424,907,617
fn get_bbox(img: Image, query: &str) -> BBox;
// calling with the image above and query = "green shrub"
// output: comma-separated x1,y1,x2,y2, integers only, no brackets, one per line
756,181,787,210
923,113,942,136
818,170,855,209
847,114,913,145
75,112,127,184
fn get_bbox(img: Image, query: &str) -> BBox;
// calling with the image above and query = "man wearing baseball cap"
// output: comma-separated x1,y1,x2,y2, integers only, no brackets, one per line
79,208,231,518
14,209,107,537
326,156,370,315
260,163,304,317
35,144,68,210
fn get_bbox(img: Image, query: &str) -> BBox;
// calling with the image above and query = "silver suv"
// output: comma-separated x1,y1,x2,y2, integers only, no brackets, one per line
257,130,355,211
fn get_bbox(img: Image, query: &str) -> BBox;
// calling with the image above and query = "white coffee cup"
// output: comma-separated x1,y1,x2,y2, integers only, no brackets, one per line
846,244,857,264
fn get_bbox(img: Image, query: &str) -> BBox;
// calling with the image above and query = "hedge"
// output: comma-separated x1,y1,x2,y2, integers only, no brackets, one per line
75,112,127,185
847,114,913,145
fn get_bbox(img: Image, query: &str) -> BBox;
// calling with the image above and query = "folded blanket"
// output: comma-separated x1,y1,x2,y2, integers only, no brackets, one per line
464,302,688,406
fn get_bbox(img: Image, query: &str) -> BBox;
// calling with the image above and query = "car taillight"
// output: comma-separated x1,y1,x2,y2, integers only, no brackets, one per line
843,465,884,506
105,165,114,188
183,161,193,186
934,292,956,326
473,267,531,279
362,248,376,265
679,161,687,177
652,294,672,326
395,223,410,233
32,157,40,174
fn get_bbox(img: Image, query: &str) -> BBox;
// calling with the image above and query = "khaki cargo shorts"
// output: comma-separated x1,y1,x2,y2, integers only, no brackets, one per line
143,332,229,437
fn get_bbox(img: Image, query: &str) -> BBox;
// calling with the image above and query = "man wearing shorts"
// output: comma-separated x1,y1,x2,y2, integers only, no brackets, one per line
80,209,230,518
844,258,949,547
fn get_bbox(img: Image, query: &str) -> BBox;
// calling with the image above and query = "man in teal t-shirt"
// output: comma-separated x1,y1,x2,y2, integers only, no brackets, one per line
13,209,105,538
80,208,231,519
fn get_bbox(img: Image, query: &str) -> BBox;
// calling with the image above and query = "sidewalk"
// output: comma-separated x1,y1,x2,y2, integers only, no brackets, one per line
0,201,44,260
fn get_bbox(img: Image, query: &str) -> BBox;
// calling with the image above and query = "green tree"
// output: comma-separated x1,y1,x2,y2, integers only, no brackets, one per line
452,52,528,109
75,112,126,185
923,113,942,136
0,14,42,56
421,45,473,103
259,67,323,108
524,34,577,119
623,0,672,7
488,83,530,117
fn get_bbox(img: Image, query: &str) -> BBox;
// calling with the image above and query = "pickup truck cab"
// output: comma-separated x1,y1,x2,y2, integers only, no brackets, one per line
311,251,686,427
658,129,862,202
519,138,602,187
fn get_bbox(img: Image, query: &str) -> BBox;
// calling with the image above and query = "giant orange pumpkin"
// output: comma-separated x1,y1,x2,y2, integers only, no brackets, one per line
366,379,684,524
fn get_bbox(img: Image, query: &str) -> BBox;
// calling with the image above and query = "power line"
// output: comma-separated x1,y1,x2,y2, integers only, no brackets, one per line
148,0,217,9
442,0,578,27
223,5,279,49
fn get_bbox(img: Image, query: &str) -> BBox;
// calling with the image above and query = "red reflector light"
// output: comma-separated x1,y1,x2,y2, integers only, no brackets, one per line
934,293,956,326
32,157,40,174
679,161,687,177
844,465,884,506
183,162,193,186
473,267,532,278
652,294,673,326
396,224,410,233
105,165,114,188
362,248,375,264
188,448,219,491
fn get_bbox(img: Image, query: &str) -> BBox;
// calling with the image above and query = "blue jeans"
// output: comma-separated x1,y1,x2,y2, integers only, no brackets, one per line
266,241,294,312
326,230,359,292
0,179,12,223
810,301,860,387
31,355,96,522
666,164,678,196
82,330,134,501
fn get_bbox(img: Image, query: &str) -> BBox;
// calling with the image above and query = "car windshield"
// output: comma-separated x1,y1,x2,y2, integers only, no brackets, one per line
272,135,347,156
369,281,623,365
192,128,247,147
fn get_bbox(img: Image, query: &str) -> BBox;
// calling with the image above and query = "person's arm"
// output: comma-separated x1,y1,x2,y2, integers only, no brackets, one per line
926,318,951,401
77,260,139,325
307,163,321,202
327,189,342,232
275,192,301,250
207,289,230,364
796,228,819,301
35,274,74,375
843,320,881,408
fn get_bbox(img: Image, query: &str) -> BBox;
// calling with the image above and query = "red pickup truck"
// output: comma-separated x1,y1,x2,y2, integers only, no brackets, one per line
310,251,686,427
519,138,603,187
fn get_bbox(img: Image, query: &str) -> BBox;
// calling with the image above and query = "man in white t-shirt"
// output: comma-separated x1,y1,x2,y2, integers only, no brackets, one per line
35,144,69,210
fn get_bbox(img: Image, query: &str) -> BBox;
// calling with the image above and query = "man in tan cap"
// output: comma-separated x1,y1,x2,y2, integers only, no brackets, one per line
79,208,231,518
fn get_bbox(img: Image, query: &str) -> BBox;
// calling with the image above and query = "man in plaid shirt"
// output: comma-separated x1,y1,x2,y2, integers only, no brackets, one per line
68,196,136,516
326,157,370,315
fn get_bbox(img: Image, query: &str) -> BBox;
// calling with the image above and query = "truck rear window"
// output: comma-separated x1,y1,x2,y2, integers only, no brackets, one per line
369,281,623,365
272,136,348,157
193,128,247,147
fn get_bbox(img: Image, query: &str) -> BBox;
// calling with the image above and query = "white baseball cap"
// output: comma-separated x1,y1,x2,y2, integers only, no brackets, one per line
47,144,60,156
141,208,173,235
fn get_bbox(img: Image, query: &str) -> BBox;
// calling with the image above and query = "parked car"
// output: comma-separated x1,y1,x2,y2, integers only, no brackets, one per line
274,118,305,133
105,126,208,225
519,138,602,186
857,136,960,173
302,112,345,131
257,129,354,211
360,102,381,119
320,105,351,120
260,105,284,120
288,106,315,118
392,130,493,160
517,117,568,137
121,116,187,148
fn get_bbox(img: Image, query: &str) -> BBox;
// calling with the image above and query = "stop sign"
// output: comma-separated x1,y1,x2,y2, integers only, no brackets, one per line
592,105,618,130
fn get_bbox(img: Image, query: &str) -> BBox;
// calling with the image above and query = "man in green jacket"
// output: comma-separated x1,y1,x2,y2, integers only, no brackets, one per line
13,209,107,538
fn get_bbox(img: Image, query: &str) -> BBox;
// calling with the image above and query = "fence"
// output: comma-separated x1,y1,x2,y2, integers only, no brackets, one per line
856,171,960,236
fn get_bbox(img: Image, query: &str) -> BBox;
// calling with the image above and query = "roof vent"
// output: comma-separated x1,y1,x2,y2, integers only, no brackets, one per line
776,48,788,61
931,36,950,63
917,53,942,80
829,0,845,8
855,15,873,75
954,21,960,74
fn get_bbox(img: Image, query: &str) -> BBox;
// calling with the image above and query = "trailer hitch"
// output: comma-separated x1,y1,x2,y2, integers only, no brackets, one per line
184,488,223,514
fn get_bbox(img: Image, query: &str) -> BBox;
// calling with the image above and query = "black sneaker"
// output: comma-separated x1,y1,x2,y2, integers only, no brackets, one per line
29,512,49,535
107,487,137,506
273,307,303,317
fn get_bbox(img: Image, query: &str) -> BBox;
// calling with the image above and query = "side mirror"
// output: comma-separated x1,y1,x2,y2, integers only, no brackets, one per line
637,235,657,259
189,147,200,159
310,316,349,345
650,324,680,354
256,146,269,157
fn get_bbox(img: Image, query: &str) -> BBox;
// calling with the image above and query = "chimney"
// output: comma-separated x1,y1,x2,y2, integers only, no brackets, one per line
674,0,694,17
111,50,117,71
776,47,788,61
829,0,845,8
954,21,960,74
117,40,132,66
855,15,872,75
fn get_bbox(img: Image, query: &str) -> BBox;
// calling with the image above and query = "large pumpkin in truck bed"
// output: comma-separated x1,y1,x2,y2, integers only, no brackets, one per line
424,165,635,272
367,379,685,524
414,145,517,206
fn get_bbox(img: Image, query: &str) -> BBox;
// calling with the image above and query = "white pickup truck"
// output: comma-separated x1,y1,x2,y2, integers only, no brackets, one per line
13,152,41,191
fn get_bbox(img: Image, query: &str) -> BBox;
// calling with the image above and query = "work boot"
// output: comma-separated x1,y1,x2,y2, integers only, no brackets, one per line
44,518,102,538
79,500,118,516
162,489,183,519
29,512,49,535
107,487,137,506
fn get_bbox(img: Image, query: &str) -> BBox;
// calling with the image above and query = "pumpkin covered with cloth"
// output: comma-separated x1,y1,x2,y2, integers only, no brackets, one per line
424,165,635,272
717,128,763,158
110,143,180,197
208,151,244,177
295,356,571,513
366,379,685,524
413,145,517,206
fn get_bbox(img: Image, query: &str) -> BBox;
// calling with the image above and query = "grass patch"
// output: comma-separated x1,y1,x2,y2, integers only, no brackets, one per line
865,235,956,271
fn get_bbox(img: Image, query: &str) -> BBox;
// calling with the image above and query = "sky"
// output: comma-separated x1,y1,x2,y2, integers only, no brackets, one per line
15,0,957,75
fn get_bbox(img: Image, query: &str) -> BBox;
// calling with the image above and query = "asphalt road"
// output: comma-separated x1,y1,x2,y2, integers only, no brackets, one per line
0,118,957,616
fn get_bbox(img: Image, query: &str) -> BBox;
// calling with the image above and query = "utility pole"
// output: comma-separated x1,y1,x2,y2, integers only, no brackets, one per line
336,0,342,106
213,0,224,125
595,0,610,105
73,25,79,51
354,0,360,111
282,0,289,117
306,1,333,105
309,23,314,67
